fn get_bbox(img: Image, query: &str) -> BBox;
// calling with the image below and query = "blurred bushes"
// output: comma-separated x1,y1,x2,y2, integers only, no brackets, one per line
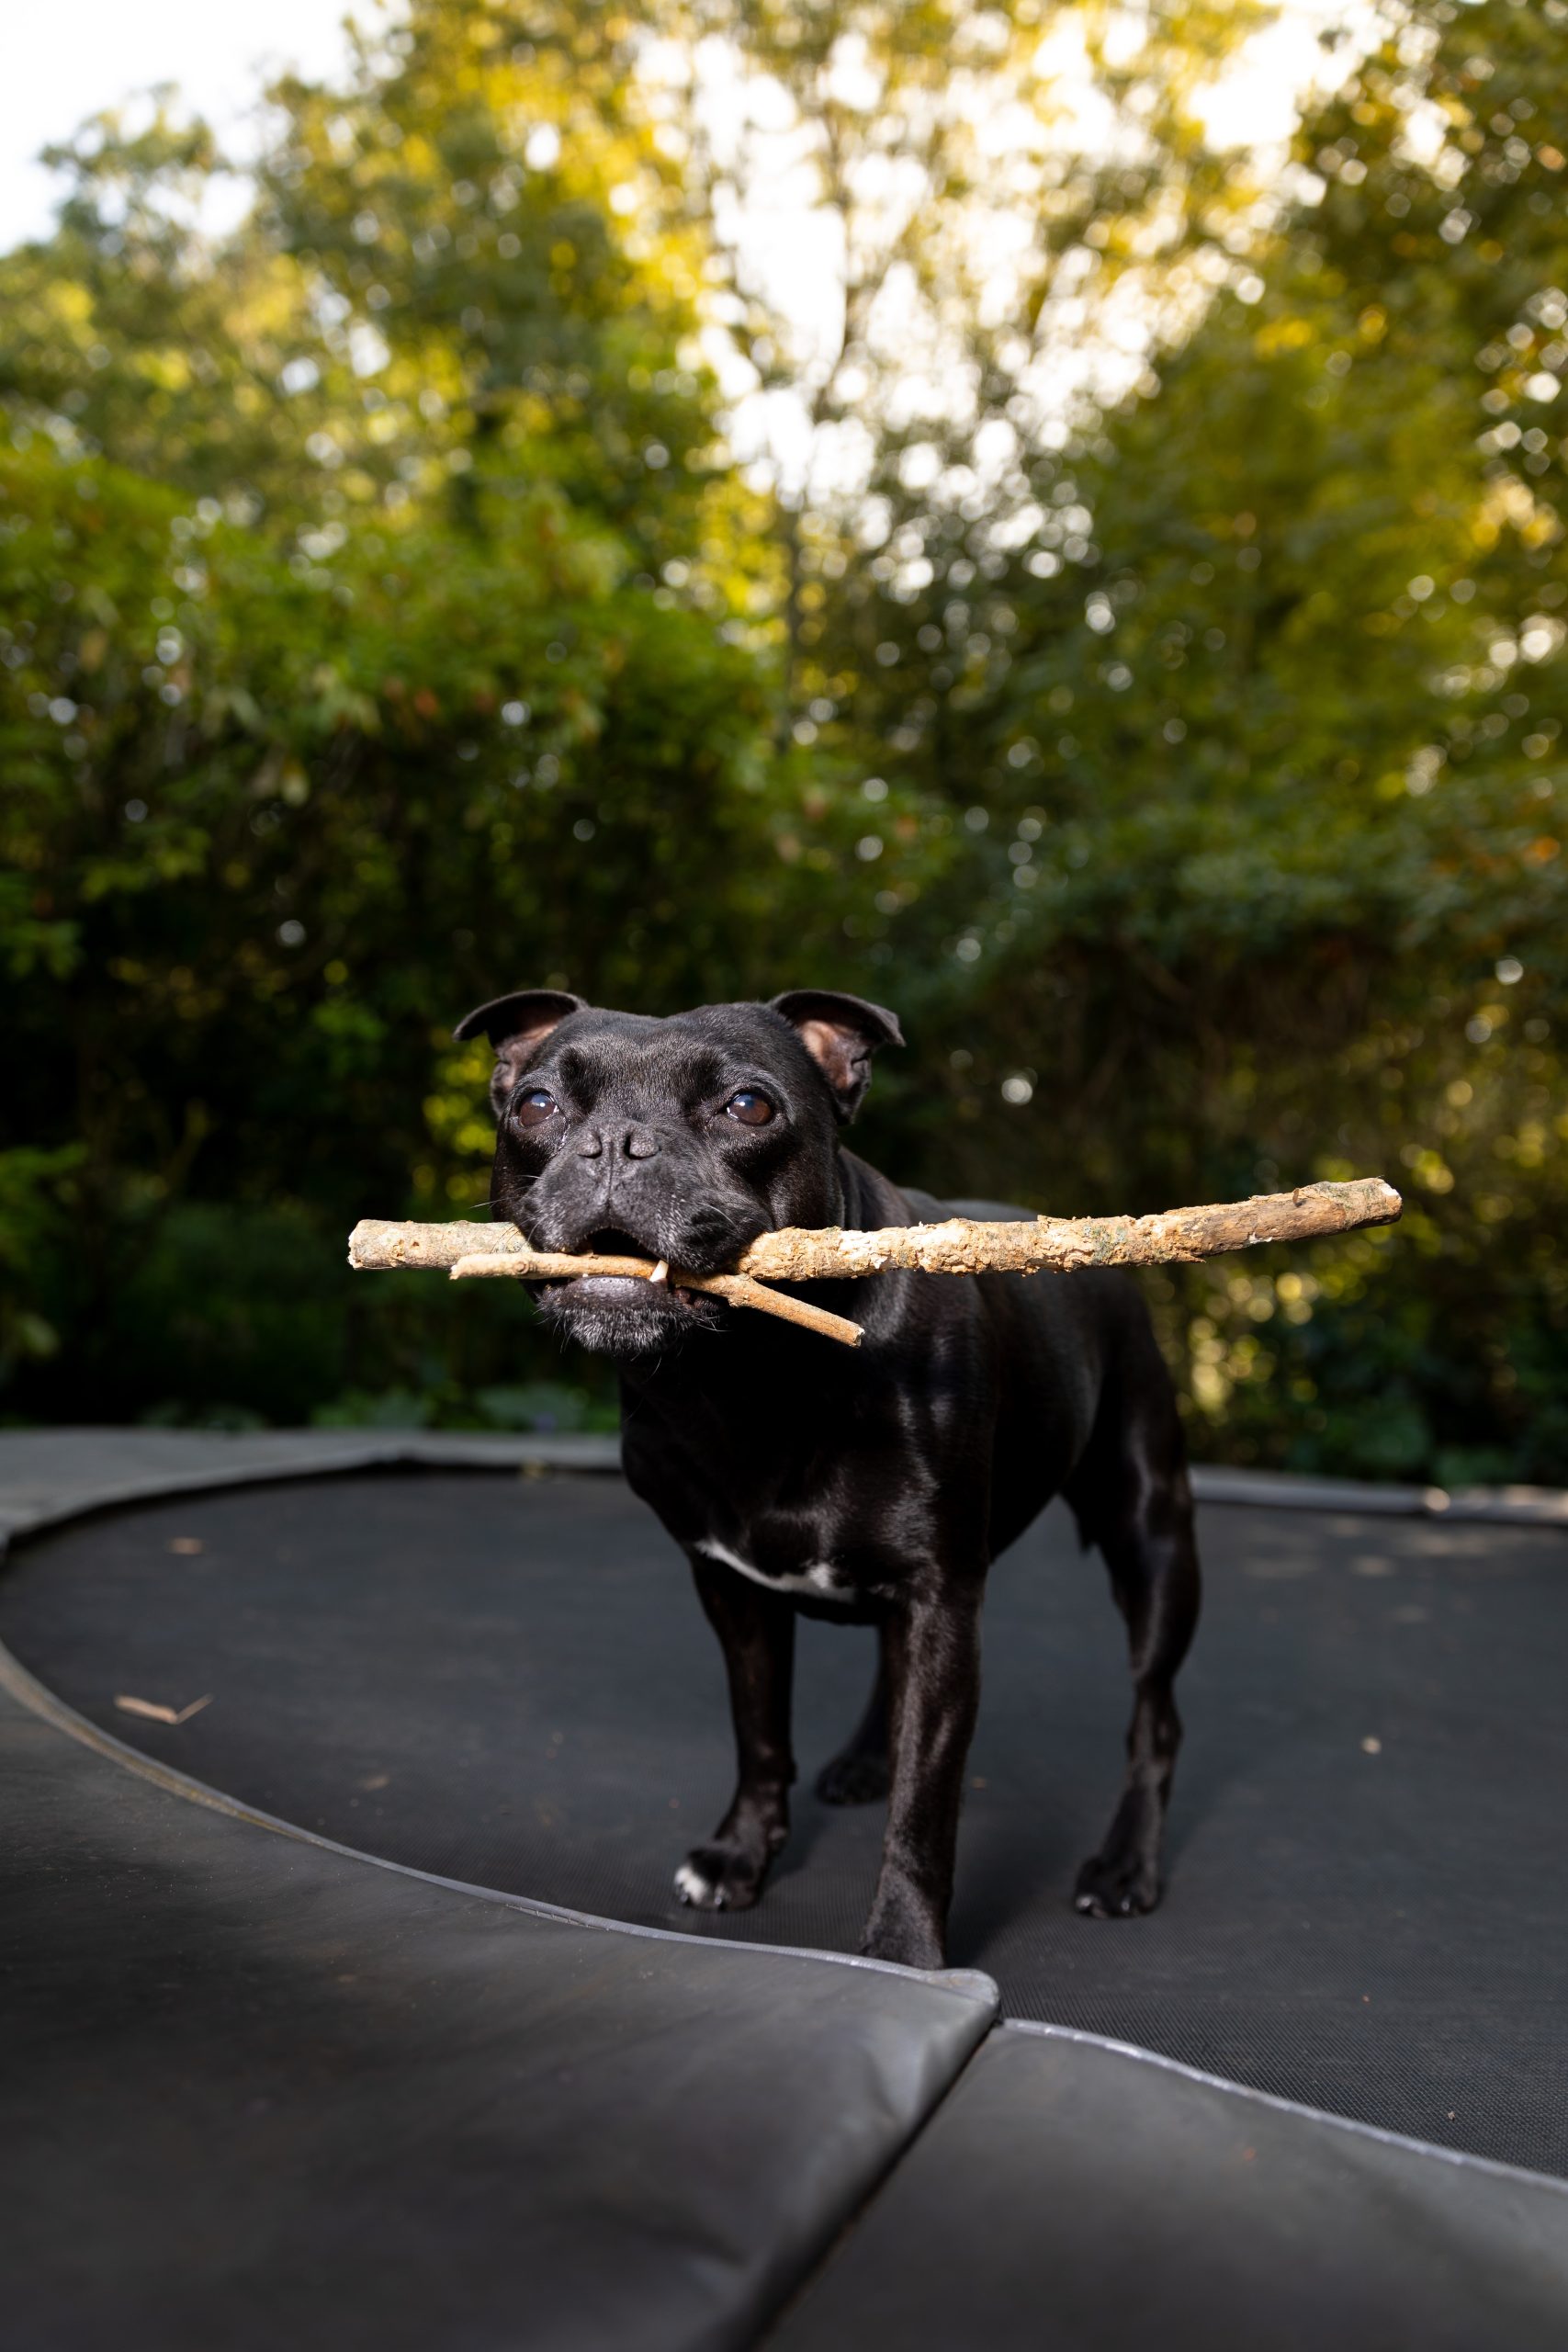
3,0,1566,1478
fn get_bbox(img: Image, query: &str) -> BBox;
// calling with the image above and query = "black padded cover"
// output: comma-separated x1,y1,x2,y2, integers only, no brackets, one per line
9,1471,1567,2172
0,1666,994,2352
770,2023,1568,2352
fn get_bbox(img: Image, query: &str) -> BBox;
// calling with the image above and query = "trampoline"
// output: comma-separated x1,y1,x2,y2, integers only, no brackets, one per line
4,1447,1567,2347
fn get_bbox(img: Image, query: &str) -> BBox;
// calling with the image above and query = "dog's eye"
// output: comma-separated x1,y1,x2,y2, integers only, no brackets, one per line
725,1091,773,1127
513,1089,558,1128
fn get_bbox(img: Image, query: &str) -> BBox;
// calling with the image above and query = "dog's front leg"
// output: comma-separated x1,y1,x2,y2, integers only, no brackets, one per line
860,1591,981,1970
674,1555,796,1914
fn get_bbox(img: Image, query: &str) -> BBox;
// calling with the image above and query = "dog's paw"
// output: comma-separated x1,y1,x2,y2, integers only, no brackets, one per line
673,1844,764,1912
1072,1849,1162,1919
815,1750,890,1807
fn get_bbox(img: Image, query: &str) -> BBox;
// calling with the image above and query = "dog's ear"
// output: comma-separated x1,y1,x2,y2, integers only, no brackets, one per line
454,989,585,1117
770,989,904,1122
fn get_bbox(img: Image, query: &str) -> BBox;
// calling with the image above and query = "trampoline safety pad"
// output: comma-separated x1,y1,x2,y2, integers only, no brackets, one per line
8,1468,1568,2172
0,1667,994,2352
772,2024,1568,2352
3,1455,1566,2349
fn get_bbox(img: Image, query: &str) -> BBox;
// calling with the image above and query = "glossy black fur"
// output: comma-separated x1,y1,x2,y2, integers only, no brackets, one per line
458,988,1201,1971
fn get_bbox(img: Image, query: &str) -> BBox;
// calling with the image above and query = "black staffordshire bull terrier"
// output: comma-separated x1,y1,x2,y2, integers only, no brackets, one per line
455,984,1201,1971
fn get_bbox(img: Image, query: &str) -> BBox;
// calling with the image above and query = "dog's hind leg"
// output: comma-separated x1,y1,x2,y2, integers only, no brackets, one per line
1066,1377,1201,1920
674,1555,796,1913
815,1644,890,1806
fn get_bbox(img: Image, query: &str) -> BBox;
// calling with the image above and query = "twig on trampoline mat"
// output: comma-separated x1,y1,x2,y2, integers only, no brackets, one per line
348,1178,1402,1350
114,1693,213,1725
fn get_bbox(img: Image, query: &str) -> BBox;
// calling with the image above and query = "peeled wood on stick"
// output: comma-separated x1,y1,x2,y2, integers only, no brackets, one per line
731,1176,1403,1282
348,1178,1401,1351
443,1251,867,1348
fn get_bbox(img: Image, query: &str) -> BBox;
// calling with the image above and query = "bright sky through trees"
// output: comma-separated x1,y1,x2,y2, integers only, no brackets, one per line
6,0,1565,1480
3,2,1358,268
0,2,359,250
0,1,1374,517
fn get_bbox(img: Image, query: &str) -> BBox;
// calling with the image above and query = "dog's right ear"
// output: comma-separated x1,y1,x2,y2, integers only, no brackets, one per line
453,989,586,1117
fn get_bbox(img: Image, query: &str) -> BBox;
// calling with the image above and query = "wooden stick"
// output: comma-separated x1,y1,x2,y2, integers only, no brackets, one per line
350,1178,1401,1284
699,1271,864,1345
446,1251,866,1348
443,1249,653,1282
351,1180,1401,1349
735,1176,1404,1282
351,1181,1402,1351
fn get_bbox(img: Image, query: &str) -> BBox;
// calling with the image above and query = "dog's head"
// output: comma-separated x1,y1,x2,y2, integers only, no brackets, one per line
453,987,903,1359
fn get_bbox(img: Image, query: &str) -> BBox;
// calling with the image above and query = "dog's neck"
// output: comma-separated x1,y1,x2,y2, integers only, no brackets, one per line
817,1146,904,1238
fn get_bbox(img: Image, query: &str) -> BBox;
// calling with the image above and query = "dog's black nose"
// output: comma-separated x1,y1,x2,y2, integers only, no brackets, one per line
623,1126,660,1160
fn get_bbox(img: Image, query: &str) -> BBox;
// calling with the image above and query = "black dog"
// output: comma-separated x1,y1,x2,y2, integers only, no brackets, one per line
455,985,1201,1971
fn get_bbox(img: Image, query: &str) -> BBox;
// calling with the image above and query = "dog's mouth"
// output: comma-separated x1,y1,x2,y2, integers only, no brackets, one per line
536,1229,705,1315
528,1227,724,1359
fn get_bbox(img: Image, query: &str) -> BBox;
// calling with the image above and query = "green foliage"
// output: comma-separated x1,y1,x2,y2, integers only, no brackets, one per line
2,0,1565,1478
855,0,1568,1479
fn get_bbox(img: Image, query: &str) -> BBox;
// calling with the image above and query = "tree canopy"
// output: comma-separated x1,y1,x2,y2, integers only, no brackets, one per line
3,0,1565,1482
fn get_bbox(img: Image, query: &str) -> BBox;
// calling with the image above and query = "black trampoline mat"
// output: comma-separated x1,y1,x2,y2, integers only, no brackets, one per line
7,1466,1568,2175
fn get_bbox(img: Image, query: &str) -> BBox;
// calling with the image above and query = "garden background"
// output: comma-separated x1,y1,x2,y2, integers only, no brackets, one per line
4,0,1565,1484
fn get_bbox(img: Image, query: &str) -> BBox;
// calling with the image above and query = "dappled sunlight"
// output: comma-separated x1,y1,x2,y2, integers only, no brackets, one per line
1,0,1564,1471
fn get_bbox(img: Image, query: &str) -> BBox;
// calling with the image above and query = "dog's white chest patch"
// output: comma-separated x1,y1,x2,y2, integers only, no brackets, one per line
695,1537,854,1605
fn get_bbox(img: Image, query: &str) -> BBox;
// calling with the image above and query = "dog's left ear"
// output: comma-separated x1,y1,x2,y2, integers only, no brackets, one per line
454,988,586,1117
770,989,904,1122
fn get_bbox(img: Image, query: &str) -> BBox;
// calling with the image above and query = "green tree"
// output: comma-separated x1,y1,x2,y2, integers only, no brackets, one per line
0,8,768,1421
5,0,1566,1480
843,0,1568,1481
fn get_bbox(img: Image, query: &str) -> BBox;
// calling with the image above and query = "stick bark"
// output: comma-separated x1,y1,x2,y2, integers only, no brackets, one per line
349,1178,1401,1351
446,1252,865,1348
735,1176,1403,1281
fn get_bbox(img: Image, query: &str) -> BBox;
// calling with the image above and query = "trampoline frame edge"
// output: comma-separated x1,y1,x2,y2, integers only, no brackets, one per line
0,1513,999,2010
0,1630,998,2009
6,1443,1567,2199
1003,2021,1568,2199
3,1430,1565,1552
